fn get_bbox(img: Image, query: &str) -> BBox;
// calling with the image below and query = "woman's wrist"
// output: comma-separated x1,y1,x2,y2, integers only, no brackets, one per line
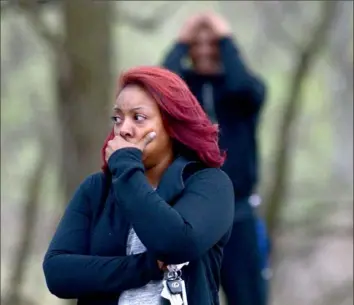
145,253,164,281
107,147,144,176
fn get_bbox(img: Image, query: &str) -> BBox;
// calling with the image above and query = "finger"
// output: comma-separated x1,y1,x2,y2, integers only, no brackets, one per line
105,145,114,157
157,261,164,270
105,147,110,161
142,131,156,149
107,139,114,148
108,136,122,150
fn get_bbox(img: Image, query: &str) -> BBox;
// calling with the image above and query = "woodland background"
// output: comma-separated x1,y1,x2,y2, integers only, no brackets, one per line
1,1,353,305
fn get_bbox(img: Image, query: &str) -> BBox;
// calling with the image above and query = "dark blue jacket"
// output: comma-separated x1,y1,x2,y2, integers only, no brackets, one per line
43,148,234,305
162,37,266,198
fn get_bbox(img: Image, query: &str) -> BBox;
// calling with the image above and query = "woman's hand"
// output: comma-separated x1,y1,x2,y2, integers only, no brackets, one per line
157,260,167,271
105,131,156,162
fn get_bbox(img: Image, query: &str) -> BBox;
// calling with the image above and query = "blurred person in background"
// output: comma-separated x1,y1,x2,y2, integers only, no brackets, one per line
162,11,268,305
43,66,235,305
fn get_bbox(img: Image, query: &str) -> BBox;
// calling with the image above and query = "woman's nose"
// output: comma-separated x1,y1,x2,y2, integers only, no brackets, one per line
119,120,134,139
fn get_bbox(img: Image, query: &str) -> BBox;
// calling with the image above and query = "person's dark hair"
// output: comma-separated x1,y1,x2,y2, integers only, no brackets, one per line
101,66,225,171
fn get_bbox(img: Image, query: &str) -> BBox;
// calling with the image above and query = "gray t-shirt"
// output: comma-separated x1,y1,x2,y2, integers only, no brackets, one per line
118,228,164,305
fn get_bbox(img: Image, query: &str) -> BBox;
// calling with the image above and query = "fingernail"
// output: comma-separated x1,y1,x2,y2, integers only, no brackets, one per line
150,132,157,139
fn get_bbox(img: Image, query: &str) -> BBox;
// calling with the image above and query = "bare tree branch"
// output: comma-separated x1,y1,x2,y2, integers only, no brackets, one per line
264,0,340,248
117,1,185,31
327,1,353,82
3,0,184,46
252,1,301,53
2,139,49,305
2,0,62,50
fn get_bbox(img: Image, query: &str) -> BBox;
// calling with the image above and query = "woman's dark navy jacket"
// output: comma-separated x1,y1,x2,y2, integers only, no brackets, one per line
43,148,235,305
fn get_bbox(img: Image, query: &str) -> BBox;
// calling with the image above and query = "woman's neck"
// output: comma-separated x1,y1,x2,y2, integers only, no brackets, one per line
146,151,174,188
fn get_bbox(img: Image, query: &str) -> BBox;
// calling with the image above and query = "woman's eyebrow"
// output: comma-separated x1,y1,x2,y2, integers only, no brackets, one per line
131,106,145,111
113,105,146,112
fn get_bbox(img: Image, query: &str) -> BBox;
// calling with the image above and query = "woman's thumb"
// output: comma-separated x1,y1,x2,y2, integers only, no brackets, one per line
143,131,156,148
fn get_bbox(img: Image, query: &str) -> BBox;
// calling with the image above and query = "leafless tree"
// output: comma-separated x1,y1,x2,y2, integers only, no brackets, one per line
325,1,353,196
263,0,339,252
3,0,186,207
1,1,185,304
2,138,50,305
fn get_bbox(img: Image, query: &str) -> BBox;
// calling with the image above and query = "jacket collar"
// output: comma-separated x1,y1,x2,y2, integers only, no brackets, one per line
156,155,197,203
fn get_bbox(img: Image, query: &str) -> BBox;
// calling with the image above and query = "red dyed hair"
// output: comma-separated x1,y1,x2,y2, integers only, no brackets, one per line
101,66,225,171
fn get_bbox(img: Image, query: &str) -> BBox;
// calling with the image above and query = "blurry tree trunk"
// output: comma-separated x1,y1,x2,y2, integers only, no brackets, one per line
3,148,48,305
264,1,339,247
56,0,113,206
54,2,113,304
2,2,183,305
12,0,182,208
326,1,353,197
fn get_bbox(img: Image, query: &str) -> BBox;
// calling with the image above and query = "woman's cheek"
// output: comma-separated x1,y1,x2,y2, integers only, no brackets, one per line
113,125,119,136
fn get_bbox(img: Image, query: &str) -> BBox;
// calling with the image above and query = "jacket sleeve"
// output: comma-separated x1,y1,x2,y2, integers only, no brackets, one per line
219,37,267,115
42,174,162,299
161,42,189,78
108,148,235,265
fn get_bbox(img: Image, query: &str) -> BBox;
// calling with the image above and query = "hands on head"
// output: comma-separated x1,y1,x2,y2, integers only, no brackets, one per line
178,11,231,44
105,131,157,162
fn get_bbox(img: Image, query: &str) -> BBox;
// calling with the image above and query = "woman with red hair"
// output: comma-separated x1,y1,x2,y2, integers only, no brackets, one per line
43,66,234,305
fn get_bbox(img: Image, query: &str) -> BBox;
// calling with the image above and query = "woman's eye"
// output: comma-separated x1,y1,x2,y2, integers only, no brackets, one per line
135,114,146,122
111,116,121,124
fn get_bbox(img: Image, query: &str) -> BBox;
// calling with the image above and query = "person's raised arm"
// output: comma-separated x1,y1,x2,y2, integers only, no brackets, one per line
207,12,267,114
108,148,235,265
43,174,162,299
162,13,204,77
161,42,189,77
